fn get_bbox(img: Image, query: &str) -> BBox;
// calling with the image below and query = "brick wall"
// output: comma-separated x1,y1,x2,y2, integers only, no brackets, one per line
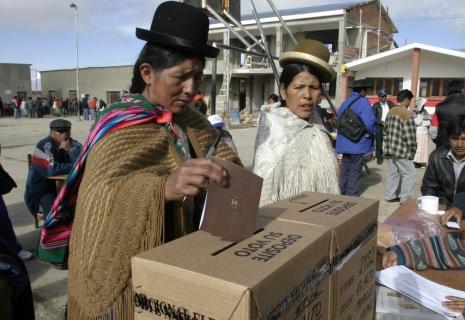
347,2,394,53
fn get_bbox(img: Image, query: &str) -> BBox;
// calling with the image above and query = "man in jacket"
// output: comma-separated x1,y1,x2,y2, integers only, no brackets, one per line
421,116,465,208
384,89,417,203
24,119,82,216
435,80,465,148
336,79,376,196
372,89,394,164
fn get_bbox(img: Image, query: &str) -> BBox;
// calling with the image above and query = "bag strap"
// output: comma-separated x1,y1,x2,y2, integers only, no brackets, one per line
343,95,362,113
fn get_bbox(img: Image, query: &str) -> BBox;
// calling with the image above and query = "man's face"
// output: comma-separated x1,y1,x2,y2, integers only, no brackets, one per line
51,129,71,143
380,95,387,102
450,132,465,159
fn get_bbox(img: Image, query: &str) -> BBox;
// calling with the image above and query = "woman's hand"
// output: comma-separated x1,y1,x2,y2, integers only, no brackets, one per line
164,158,226,201
441,207,463,227
382,250,398,268
442,296,465,313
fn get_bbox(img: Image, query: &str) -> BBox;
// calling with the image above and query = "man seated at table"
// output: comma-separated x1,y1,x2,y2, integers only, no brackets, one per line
421,116,465,211
24,119,82,216
382,117,465,267
382,117,465,312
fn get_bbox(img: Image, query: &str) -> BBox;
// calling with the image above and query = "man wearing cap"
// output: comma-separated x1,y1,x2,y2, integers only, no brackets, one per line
24,119,82,216
336,79,377,196
372,89,394,164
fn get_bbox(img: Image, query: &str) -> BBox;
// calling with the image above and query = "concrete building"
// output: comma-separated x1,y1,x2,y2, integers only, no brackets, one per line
203,0,397,116
344,43,465,107
0,63,32,105
41,0,397,116
41,65,132,104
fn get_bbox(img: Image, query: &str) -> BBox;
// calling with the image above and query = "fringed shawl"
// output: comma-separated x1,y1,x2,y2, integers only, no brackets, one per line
67,105,240,320
253,105,340,207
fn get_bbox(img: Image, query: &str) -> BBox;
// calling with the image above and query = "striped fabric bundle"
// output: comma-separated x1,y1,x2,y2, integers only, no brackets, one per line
390,232,465,270
39,95,173,253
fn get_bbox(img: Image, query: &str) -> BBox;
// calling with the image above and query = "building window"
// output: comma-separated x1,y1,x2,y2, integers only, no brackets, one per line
107,91,121,104
69,90,77,98
419,78,465,97
367,78,402,96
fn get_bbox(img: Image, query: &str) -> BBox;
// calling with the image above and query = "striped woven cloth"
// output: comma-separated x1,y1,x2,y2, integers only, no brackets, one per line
40,96,173,250
390,232,465,270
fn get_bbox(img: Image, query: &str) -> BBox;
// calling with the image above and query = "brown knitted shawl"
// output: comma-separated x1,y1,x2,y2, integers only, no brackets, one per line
67,110,241,320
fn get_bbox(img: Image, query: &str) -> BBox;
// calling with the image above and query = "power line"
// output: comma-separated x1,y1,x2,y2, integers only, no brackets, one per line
396,15,465,22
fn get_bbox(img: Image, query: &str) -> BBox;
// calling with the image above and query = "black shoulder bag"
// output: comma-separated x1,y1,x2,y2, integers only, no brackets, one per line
335,96,367,141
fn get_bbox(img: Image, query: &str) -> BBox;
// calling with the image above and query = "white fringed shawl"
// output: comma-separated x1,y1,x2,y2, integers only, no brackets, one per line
253,105,340,207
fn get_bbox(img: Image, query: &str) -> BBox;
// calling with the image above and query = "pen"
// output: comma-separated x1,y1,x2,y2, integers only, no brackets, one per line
206,128,224,158
182,128,224,203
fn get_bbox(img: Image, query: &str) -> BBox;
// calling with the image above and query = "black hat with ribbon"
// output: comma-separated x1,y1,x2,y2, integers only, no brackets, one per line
136,1,219,58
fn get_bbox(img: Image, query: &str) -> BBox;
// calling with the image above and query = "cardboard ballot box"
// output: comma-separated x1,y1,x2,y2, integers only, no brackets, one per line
132,220,332,320
258,192,379,320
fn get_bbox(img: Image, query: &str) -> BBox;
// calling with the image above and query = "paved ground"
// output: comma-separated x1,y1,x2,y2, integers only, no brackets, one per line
0,115,426,319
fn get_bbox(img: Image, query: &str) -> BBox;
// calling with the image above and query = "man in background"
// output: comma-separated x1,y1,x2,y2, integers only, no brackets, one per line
24,119,82,216
435,80,465,148
372,89,394,164
383,89,417,203
335,79,376,196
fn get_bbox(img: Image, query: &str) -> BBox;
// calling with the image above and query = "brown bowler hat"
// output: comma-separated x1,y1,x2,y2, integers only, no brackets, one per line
279,39,336,83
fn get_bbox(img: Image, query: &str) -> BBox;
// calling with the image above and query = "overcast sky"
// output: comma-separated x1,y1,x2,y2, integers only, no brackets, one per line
1,0,464,75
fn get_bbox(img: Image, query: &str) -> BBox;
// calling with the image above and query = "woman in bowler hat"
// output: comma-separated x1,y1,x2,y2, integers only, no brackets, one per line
65,2,241,319
253,39,340,207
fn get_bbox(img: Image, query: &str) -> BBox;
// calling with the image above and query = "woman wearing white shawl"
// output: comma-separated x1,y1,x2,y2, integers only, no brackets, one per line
253,40,340,206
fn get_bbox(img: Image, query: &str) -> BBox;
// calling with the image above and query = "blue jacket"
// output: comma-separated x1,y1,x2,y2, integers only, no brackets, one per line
335,92,376,154
24,136,81,214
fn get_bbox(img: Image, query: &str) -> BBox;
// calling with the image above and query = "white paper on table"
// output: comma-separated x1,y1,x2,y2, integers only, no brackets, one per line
376,265,465,319
376,286,448,320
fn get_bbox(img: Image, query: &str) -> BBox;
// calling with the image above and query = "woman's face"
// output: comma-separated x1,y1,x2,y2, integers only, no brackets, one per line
280,71,321,120
141,58,204,114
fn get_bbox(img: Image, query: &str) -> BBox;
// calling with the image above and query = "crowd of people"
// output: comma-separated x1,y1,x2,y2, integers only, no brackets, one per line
1,95,108,119
1,1,465,319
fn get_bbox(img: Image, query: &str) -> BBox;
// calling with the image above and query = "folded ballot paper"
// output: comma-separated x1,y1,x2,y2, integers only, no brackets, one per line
199,158,263,242
376,265,465,319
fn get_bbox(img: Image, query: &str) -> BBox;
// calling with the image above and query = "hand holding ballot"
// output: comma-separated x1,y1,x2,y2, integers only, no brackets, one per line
200,158,263,242
164,158,227,201
441,207,463,228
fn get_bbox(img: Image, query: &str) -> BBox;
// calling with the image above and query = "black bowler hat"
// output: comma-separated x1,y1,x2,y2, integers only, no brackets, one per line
50,119,71,131
349,78,373,89
136,1,219,58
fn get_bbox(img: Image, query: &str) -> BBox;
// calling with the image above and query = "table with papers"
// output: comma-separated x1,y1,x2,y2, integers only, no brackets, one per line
376,266,465,319
376,199,465,319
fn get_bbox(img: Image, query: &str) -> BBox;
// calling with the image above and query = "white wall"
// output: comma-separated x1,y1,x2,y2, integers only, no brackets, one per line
354,50,465,93
355,56,412,90
419,51,465,78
